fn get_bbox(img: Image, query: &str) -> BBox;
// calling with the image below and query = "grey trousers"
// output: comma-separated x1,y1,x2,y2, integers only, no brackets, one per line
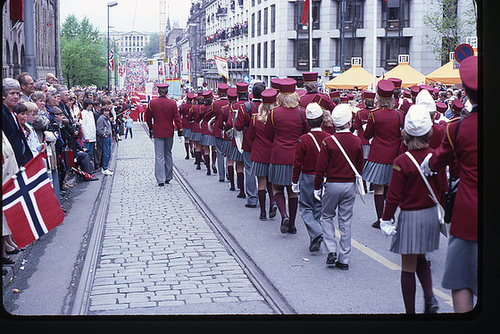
320,182,356,264
298,173,323,241
216,138,226,181
154,137,174,184
243,150,258,206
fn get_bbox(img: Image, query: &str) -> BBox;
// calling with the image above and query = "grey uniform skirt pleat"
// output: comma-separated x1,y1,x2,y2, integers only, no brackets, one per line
190,131,202,142
390,206,441,254
200,134,216,146
183,128,191,140
230,145,244,161
269,163,293,186
221,140,233,155
250,161,270,177
362,161,393,185
362,144,370,160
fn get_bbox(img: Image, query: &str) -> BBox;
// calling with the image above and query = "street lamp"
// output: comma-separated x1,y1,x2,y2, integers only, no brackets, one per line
107,1,118,94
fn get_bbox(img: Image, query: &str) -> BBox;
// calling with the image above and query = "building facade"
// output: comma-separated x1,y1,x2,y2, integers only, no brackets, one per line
3,0,62,81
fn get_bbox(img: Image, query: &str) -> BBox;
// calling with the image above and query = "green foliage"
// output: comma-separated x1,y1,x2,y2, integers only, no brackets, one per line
143,32,160,58
60,15,107,88
423,0,477,65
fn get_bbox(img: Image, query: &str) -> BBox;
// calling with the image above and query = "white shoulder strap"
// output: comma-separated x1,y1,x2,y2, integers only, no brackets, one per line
330,135,360,177
307,132,321,152
404,152,439,205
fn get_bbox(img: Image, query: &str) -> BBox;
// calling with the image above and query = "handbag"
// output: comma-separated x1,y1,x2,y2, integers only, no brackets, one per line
330,135,366,202
405,152,448,237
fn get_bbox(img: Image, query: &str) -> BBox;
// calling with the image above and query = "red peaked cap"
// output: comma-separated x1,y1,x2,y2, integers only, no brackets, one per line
459,55,478,91
377,79,395,98
236,82,249,93
261,88,278,104
218,83,229,94
227,87,238,101
302,72,318,83
279,78,297,94
157,83,169,88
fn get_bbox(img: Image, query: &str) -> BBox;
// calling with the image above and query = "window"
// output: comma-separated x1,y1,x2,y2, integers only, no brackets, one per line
381,0,410,29
257,10,261,36
251,13,255,37
264,7,268,35
271,5,276,33
336,38,364,69
294,1,320,30
270,40,275,68
251,44,255,68
257,43,261,68
294,39,319,70
381,37,410,70
263,41,268,68
337,0,364,30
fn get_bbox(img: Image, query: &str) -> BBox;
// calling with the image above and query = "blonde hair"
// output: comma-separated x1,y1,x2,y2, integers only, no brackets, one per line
402,128,433,150
377,96,394,109
24,101,38,114
257,103,273,124
278,92,300,109
322,109,333,127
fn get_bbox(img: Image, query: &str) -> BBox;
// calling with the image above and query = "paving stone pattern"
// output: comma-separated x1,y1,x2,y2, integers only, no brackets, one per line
88,125,264,313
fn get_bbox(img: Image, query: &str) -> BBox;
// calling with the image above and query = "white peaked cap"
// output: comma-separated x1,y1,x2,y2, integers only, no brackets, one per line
404,104,432,137
415,89,436,113
331,104,352,127
306,102,323,119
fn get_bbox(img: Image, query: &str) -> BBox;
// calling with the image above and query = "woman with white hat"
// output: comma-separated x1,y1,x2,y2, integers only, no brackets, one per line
379,104,447,314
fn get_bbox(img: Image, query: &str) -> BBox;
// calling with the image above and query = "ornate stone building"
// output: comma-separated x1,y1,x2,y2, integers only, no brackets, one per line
2,0,62,81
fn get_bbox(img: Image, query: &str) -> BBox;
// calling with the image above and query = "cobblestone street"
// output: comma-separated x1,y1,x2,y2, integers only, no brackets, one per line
88,124,271,314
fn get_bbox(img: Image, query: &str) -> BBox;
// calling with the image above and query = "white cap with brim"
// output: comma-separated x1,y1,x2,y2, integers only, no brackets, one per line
404,104,432,137
306,102,323,119
331,104,352,127
415,89,436,113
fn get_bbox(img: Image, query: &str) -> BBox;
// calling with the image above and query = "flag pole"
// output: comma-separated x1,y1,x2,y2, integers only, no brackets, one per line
372,0,377,91
308,0,312,72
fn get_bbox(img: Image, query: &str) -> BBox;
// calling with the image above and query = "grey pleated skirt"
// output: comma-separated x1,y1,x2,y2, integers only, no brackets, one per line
190,131,202,142
269,163,293,186
183,128,191,140
362,161,393,185
200,134,216,146
362,144,370,160
221,140,233,156
250,161,270,177
441,235,478,295
230,145,244,161
390,206,441,254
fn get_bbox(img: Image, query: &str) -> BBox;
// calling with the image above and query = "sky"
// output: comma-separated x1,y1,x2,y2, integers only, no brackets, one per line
60,0,192,33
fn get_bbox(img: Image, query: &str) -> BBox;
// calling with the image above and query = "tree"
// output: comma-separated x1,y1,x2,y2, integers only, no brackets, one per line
423,0,477,65
143,32,160,58
60,15,107,87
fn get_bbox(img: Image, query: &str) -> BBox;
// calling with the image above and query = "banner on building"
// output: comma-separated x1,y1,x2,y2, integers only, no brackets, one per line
214,55,229,79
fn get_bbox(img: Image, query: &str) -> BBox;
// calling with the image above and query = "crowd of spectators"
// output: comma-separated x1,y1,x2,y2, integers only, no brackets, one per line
204,21,248,45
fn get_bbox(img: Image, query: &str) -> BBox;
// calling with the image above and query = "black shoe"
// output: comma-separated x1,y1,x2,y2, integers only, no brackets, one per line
237,192,246,198
372,220,381,229
280,215,290,234
269,203,278,219
335,261,349,270
185,155,190,159
2,257,15,265
229,186,236,191
212,165,217,174
288,226,297,234
165,180,170,184
158,183,165,187
245,203,257,208
196,165,201,170
259,213,267,221
6,248,20,255
424,296,439,314
206,169,211,175
219,178,225,182
326,252,337,265
309,235,323,252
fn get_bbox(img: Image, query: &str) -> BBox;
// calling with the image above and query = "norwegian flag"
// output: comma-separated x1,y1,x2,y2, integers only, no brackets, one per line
2,153,65,248
108,43,114,72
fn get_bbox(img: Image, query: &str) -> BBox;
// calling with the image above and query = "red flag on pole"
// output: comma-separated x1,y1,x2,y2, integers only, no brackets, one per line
301,0,310,26
2,153,65,248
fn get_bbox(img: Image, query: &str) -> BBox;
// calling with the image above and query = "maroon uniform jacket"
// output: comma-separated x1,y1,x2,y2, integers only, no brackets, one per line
235,100,261,152
293,129,330,183
364,107,404,164
299,92,335,111
179,102,193,131
145,96,182,138
218,103,233,142
247,116,273,164
314,131,364,190
265,106,307,165
353,107,372,146
430,110,478,241
211,98,229,139
382,147,447,220
188,104,202,134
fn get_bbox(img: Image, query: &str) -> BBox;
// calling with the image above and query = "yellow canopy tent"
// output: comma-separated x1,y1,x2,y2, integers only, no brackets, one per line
378,62,425,88
425,60,461,85
324,64,374,90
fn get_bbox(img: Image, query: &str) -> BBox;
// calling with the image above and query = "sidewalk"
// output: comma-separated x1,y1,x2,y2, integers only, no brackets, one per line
87,123,273,314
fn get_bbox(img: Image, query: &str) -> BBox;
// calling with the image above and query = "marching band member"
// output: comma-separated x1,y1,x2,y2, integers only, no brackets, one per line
188,93,204,170
179,92,195,159
212,84,230,182
199,90,217,175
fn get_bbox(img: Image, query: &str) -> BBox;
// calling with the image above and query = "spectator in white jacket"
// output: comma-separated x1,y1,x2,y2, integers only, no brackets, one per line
80,98,97,157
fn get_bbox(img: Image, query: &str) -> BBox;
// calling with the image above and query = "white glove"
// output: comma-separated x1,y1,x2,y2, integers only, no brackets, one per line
379,219,397,237
314,189,322,201
291,182,300,193
420,153,436,177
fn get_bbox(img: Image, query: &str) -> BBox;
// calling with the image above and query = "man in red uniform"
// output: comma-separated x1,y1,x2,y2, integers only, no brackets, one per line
422,56,478,313
299,72,335,111
145,83,183,186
